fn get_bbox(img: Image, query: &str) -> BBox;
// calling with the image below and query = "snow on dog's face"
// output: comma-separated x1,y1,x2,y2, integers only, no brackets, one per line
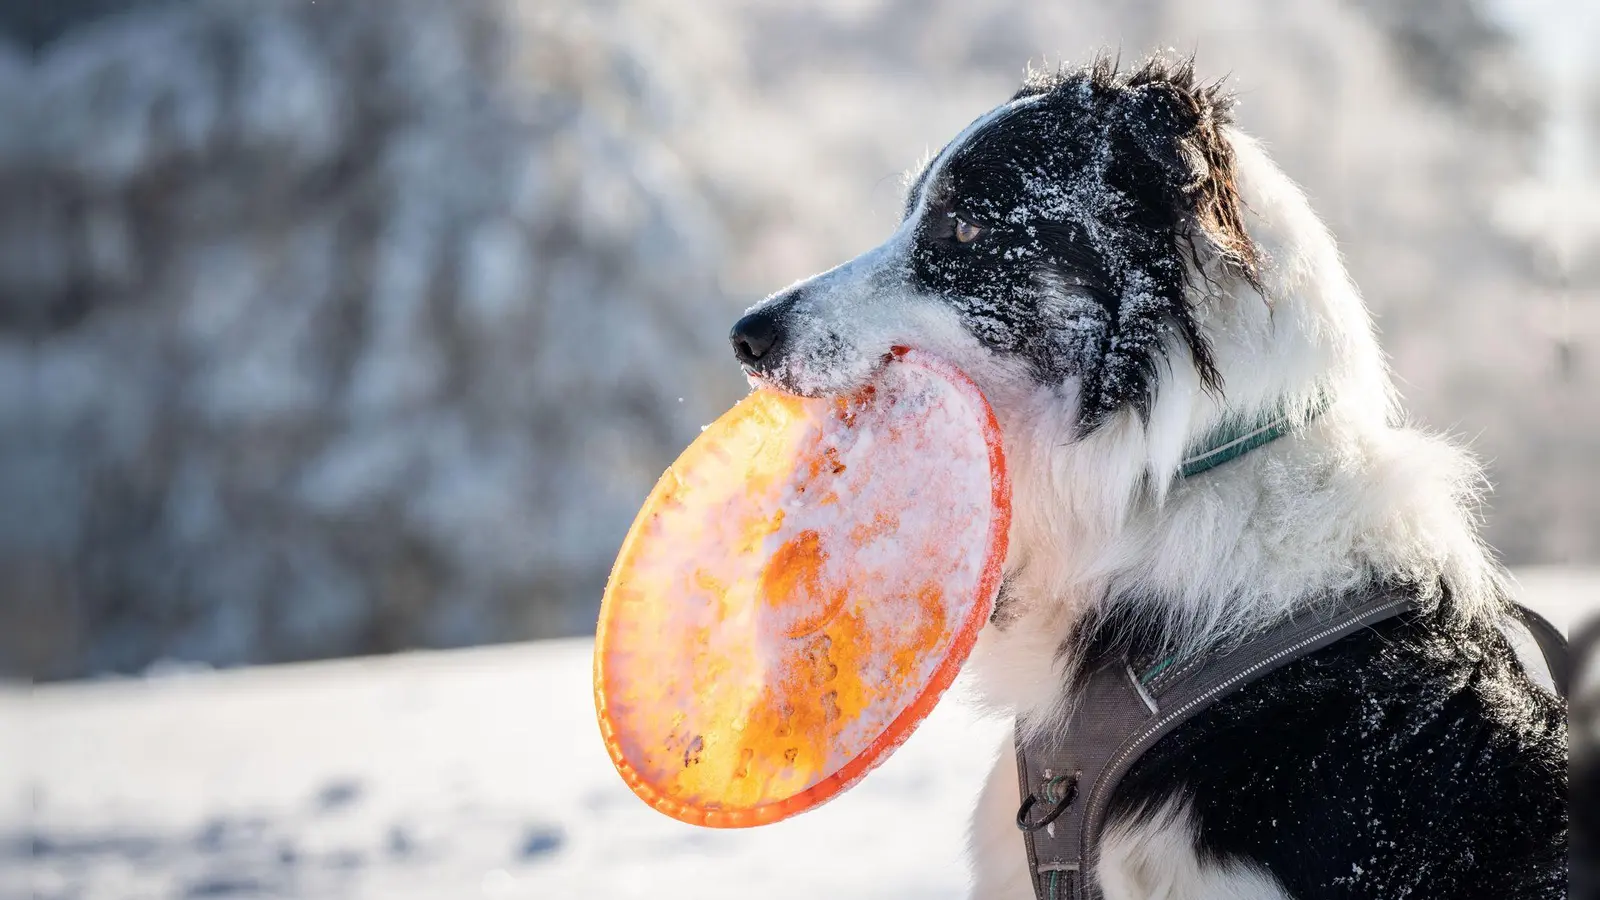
731,57,1259,429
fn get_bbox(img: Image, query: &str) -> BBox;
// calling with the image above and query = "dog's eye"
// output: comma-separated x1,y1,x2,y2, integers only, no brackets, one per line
954,216,984,244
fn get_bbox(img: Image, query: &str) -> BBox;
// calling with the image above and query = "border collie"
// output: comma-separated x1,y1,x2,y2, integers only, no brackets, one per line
730,55,1567,899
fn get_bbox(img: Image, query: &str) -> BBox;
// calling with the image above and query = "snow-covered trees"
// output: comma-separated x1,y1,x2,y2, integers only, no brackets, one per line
4,0,1589,677
3,1,737,676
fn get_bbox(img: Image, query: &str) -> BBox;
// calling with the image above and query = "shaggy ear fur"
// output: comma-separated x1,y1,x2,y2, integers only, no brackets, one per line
1111,60,1263,294
997,54,1262,420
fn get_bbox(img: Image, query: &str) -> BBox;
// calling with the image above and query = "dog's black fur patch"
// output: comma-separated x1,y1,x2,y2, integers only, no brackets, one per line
1106,598,1569,898
905,55,1256,427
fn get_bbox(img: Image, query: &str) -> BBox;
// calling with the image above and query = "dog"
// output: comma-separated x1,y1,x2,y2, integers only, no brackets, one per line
729,55,1567,899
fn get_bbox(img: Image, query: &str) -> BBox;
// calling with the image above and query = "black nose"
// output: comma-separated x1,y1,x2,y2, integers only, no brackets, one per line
730,310,783,366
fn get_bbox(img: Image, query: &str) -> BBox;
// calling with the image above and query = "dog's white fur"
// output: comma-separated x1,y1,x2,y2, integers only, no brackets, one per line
1096,799,1296,900
749,116,1504,897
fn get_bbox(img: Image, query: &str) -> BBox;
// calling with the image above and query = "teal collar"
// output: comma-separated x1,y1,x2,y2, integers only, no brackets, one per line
1178,393,1331,479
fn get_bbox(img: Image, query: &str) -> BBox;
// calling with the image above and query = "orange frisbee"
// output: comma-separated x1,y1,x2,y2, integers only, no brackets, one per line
594,349,1010,827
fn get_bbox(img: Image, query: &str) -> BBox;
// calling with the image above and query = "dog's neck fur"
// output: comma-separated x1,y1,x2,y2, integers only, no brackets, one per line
966,128,1507,731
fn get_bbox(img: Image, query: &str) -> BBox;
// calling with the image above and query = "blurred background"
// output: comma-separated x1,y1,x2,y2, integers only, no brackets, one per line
2,0,1598,680
2,0,1596,897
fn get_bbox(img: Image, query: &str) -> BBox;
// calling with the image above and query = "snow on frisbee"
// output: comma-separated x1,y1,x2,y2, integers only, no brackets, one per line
595,348,1010,827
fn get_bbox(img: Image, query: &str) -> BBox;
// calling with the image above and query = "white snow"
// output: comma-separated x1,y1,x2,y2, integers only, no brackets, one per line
6,571,1592,900
5,642,1009,900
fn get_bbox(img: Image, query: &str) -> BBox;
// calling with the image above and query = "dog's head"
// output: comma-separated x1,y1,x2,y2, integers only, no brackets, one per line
733,55,1500,718
731,56,1262,432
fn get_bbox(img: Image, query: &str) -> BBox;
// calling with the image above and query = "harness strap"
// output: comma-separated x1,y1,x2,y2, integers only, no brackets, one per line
1509,603,1571,696
1012,589,1585,900
1014,595,1570,900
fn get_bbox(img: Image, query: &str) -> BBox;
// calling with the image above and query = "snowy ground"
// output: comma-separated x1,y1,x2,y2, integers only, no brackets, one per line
5,569,1593,900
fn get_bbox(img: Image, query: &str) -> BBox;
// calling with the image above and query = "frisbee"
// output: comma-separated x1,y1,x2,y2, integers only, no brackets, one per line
594,349,1010,827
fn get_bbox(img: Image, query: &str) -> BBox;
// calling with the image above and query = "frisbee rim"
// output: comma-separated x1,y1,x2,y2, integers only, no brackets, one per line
593,349,1011,828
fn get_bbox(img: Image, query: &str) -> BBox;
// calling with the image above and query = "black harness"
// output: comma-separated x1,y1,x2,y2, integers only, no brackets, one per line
1012,593,1570,900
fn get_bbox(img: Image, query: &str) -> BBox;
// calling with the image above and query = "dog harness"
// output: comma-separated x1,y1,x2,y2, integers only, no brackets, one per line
1013,399,1572,900
1012,592,1571,900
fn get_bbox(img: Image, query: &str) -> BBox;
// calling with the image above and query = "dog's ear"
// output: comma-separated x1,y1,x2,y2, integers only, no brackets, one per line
1114,81,1209,197
1112,79,1262,290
